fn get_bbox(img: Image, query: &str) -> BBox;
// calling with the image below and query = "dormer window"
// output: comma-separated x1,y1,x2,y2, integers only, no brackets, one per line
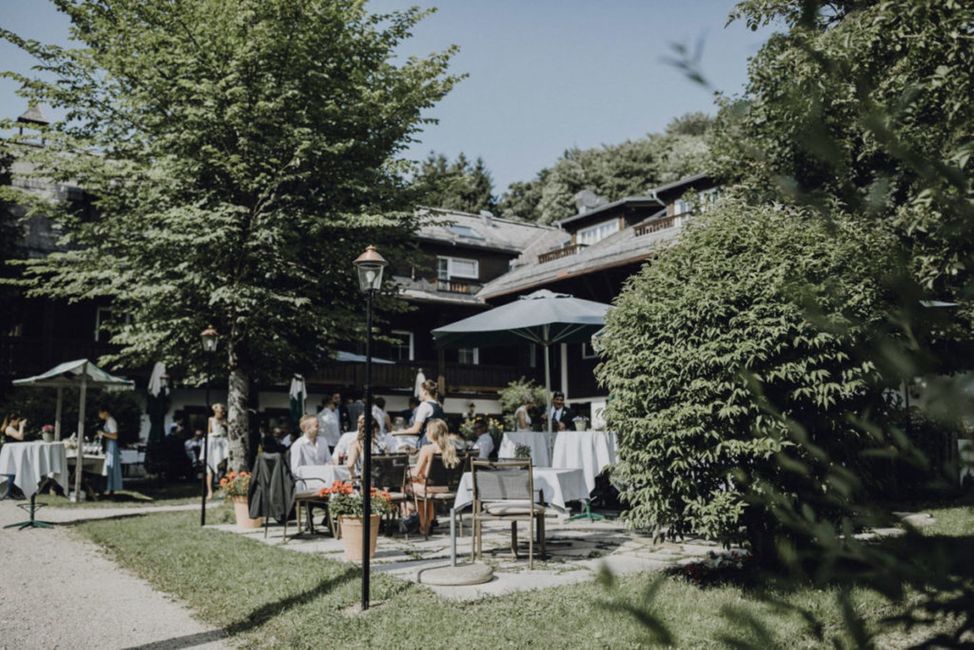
448,224,484,240
576,219,620,246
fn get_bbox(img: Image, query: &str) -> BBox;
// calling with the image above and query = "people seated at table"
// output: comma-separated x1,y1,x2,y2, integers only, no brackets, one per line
97,404,123,497
1,413,27,499
545,392,574,431
331,428,359,465
372,397,392,437
290,414,331,476
390,379,446,450
515,396,534,431
185,428,204,465
471,418,494,460
345,416,383,477
399,396,420,427
407,419,460,535
260,426,287,454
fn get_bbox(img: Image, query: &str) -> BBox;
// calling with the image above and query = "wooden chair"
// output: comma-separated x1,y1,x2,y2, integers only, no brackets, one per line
470,459,546,569
413,452,471,538
370,453,410,530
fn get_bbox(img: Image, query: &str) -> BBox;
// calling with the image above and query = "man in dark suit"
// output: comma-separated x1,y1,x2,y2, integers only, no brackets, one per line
547,392,574,431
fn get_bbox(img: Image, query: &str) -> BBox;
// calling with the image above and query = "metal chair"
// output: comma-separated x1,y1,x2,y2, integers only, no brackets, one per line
470,459,546,568
413,452,471,538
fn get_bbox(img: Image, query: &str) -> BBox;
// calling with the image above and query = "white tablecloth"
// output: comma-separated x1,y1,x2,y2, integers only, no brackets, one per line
453,467,588,511
293,464,352,492
66,450,108,476
204,435,229,473
0,441,69,498
498,431,555,468
552,430,618,494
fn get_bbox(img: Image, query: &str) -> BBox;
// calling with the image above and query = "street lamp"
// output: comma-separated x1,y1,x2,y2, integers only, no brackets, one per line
352,244,387,611
200,325,218,527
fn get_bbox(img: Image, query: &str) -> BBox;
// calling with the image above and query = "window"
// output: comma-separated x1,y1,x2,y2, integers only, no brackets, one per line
390,330,414,361
697,187,721,213
94,307,114,342
437,256,479,280
576,219,620,246
458,347,479,365
581,342,597,359
672,198,690,215
448,224,484,240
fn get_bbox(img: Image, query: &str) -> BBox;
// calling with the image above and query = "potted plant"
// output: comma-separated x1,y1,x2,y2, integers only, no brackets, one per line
321,481,394,561
41,424,55,443
572,416,590,432
220,470,262,529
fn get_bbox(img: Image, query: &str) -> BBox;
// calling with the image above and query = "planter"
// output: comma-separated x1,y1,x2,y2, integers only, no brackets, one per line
231,495,263,529
573,420,589,432
41,432,55,443
339,514,381,561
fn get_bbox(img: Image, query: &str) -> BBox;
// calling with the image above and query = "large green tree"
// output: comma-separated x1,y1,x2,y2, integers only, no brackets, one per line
1,0,457,469
409,151,497,214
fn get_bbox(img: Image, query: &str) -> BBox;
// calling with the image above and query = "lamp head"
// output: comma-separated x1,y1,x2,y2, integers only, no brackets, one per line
200,325,219,354
353,245,388,293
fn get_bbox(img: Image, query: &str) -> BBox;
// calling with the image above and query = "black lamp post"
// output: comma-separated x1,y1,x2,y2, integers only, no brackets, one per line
353,244,387,611
200,325,219,527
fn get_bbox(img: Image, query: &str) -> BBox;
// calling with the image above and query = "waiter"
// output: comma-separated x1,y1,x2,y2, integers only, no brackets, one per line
547,392,573,431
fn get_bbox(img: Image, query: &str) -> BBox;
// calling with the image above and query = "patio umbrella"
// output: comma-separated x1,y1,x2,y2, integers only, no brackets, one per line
13,359,135,501
145,362,170,471
432,289,610,432
289,374,306,430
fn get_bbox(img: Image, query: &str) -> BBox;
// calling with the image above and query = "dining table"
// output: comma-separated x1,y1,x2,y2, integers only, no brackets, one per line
293,463,352,492
0,441,69,499
452,466,588,512
551,430,618,495
497,431,556,468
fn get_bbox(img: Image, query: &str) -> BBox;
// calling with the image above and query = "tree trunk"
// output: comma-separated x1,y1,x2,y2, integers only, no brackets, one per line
226,358,250,472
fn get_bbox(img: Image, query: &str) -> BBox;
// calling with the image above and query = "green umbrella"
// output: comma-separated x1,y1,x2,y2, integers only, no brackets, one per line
432,289,610,432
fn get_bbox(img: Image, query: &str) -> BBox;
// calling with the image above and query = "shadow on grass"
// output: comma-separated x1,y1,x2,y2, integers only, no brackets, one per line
223,566,359,636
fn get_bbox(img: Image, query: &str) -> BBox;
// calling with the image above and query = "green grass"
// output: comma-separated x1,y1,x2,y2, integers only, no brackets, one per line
74,502,974,649
36,480,203,508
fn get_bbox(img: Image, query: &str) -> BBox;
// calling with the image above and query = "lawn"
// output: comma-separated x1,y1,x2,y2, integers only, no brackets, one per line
36,480,203,509
75,502,974,649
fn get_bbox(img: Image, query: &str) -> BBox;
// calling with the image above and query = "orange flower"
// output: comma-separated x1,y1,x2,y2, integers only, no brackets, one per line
240,471,250,478
219,478,229,487
318,487,331,497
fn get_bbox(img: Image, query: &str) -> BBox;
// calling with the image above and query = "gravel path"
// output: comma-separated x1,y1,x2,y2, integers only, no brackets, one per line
0,500,229,650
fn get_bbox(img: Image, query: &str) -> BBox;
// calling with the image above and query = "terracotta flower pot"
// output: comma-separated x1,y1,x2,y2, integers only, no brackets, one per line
339,514,380,561
232,495,263,529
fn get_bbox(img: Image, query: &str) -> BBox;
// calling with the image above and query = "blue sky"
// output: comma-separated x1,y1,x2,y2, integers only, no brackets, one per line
0,0,776,191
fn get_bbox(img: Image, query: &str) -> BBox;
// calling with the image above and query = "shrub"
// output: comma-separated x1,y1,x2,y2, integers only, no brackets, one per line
596,199,902,551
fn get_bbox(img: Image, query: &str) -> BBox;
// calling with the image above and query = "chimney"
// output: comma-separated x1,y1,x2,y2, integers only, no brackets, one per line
479,210,494,226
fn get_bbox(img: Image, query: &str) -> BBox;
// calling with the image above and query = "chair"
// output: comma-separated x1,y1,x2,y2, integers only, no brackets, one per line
470,459,546,569
413,452,471,538
370,454,410,531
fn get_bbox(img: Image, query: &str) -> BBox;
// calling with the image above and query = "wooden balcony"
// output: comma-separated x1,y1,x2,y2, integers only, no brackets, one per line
538,243,587,264
436,278,483,294
634,214,682,237
310,360,538,394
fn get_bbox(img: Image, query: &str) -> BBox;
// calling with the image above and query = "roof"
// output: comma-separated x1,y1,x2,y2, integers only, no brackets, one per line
17,104,49,126
650,173,712,200
555,196,663,229
479,211,684,300
417,207,558,254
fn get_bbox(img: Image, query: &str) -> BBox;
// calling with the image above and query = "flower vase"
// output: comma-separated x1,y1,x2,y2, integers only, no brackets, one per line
232,495,263,529
339,514,381,561
42,432,54,443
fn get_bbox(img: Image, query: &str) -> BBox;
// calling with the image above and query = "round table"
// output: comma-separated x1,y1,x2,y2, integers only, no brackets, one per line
0,441,69,498
551,430,618,494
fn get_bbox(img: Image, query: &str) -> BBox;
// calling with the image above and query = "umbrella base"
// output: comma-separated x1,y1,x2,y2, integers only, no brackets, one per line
4,495,55,530
569,499,605,522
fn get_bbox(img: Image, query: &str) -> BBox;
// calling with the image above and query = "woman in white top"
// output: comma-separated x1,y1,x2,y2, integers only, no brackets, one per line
514,397,534,431
97,405,123,496
1,414,26,499
390,380,445,449
290,415,332,476
205,403,228,500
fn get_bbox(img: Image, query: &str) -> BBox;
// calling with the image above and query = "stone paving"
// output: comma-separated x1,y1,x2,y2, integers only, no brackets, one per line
212,512,734,601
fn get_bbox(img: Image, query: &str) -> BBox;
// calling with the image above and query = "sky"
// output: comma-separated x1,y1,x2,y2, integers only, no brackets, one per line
0,0,777,192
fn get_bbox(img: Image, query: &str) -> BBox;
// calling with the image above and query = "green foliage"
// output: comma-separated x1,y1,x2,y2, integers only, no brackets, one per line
596,199,902,545
409,151,497,214
498,112,713,223
1,0,458,468
497,376,547,416
715,0,974,297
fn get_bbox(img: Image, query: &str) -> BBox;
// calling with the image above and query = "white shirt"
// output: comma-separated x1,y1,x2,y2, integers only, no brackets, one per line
289,435,331,475
414,401,435,428
332,431,359,461
104,416,118,435
474,433,494,460
514,405,532,431
317,408,341,447
371,405,387,435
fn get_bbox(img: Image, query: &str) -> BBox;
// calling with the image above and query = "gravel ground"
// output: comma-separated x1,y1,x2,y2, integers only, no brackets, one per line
0,500,229,650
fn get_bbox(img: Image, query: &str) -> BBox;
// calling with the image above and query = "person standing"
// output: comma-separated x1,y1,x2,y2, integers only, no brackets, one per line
316,398,342,452
347,395,365,432
390,380,445,449
514,396,534,431
330,392,351,432
204,403,229,500
1,414,27,499
546,392,574,431
97,405,123,496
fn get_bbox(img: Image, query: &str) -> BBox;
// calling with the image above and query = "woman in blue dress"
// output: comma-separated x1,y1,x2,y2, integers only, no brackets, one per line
97,405,123,496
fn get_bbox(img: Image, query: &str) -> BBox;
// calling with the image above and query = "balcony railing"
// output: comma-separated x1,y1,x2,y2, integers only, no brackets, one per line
436,278,483,294
538,243,587,264
311,360,538,394
634,214,685,237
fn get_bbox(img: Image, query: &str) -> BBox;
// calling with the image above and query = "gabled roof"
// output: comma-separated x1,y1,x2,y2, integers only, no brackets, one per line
17,104,49,126
555,196,663,229
417,207,558,255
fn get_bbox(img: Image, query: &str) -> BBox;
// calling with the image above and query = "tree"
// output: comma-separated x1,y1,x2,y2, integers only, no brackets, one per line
1,0,457,470
596,199,902,550
409,151,497,214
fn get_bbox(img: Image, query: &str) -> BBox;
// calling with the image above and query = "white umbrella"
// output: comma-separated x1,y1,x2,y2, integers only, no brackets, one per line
13,359,134,501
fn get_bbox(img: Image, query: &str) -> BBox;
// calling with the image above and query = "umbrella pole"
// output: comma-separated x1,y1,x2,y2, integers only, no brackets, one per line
544,342,552,436
74,375,87,502
55,386,63,440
